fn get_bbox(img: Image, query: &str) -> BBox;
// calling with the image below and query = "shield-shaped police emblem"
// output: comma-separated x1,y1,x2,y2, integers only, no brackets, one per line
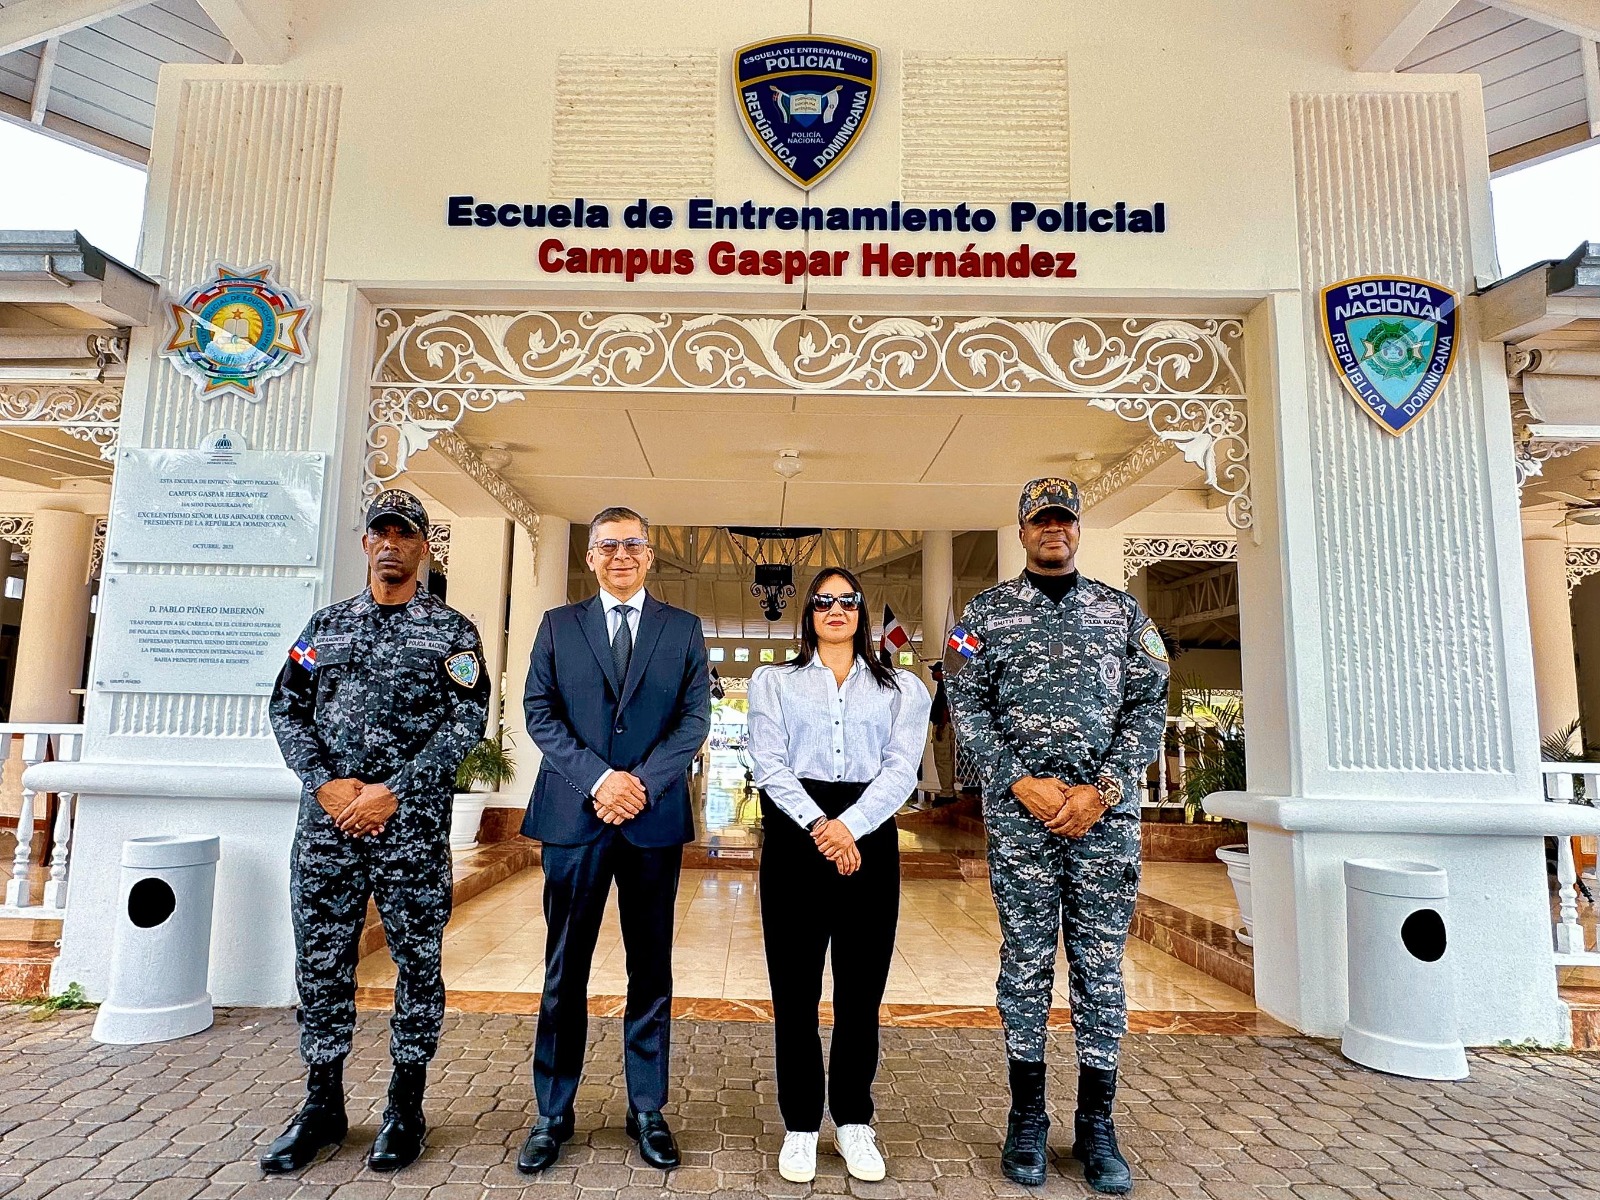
1320,275,1460,436
733,35,879,187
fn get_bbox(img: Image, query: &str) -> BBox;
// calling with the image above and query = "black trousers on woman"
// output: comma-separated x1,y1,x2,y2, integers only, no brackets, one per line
759,780,901,1132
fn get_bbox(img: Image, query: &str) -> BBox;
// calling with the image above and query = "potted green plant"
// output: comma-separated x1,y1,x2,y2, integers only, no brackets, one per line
1175,686,1253,945
451,729,516,851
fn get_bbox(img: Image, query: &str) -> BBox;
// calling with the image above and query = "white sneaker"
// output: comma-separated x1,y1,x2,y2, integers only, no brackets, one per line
835,1124,886,1182
778,1131,818,1183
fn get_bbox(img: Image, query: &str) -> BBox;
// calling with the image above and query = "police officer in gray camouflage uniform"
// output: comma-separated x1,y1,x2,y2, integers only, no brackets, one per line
947,478,1169,1194
264,489,490,1175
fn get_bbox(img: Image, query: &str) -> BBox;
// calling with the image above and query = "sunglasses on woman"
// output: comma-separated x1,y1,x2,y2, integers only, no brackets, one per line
810,591,864,612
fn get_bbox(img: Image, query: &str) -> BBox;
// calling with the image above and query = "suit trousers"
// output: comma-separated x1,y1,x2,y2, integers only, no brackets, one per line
759,781,900,1132
534,828,683,1118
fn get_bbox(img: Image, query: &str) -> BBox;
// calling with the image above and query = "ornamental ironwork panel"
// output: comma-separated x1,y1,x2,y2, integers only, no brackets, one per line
1122,535,1238,583
0,384,121,460
369,309,1254,529
1567,546,1600,593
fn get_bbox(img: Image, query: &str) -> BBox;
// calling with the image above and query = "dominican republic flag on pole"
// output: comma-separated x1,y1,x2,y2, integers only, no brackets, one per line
880,605,911,665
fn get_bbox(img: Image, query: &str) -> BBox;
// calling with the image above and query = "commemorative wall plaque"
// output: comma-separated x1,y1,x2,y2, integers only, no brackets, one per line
111,437,325,567
94,575,317,696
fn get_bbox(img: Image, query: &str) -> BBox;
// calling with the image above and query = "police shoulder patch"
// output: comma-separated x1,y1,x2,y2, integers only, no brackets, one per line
1138,623,1169,663
445,651,480,688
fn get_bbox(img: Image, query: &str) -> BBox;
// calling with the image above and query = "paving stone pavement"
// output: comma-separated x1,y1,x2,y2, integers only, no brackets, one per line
1,1006,1597,1200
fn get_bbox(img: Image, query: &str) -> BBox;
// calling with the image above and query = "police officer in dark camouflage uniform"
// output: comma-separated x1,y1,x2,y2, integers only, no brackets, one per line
263,489,490,1175
948,479,1168,1195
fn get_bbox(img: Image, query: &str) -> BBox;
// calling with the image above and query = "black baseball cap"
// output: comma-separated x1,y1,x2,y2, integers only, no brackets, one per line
1018,477,1082,522
365,489,429,536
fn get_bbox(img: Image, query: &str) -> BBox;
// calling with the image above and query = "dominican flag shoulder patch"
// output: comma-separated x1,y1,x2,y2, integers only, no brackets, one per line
288,638,318,671
948,626,983,659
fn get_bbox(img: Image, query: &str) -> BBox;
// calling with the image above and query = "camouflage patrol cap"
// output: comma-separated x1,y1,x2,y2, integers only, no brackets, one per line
365,489,429,536
1018,477,1082,523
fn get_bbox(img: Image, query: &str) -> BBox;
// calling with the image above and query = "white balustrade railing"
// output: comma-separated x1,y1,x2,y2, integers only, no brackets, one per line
1150,714,1200,809
1541,761,1600,968
1,724,84,918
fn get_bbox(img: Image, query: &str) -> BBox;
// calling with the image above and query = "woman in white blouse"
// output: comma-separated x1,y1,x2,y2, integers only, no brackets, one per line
747,567,933,1184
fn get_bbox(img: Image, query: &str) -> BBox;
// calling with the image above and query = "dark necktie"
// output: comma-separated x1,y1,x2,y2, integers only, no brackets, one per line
611,607,633,683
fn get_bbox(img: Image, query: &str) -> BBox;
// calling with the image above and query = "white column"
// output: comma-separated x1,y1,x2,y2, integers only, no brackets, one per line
40,77,347,1005
996,525,1025,581
442,518,511,738
504,516,570,802
921,530,954,656
11,509,93,723
920,531,954,793
1521,526,1581,742
1212,93,1569,1045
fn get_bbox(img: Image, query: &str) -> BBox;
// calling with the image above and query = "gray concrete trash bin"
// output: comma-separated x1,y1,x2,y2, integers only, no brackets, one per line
91,834,222,1045
1340,858,1468,1080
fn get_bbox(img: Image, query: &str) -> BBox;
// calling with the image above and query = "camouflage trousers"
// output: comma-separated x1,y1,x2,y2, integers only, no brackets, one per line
985,795,1140,1071
290,817,453,1066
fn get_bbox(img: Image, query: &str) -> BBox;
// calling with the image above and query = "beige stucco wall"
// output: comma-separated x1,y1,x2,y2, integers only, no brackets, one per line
136,1,1489,306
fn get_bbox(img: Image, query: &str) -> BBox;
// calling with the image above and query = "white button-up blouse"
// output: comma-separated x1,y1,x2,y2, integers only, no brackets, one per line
746,656,934,840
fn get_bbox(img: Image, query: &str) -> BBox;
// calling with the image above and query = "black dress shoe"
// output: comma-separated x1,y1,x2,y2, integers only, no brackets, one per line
624,1110,680,1170
517,1116,573,1174
260,1060,348,1174
367,1063,427,1172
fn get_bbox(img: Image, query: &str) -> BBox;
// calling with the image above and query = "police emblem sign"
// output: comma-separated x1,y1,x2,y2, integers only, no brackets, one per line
163,263,311,402
1320,275,1459,436
734,36,878,187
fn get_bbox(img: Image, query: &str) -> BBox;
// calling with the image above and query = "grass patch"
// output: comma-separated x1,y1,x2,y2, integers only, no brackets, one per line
16,981,96,1020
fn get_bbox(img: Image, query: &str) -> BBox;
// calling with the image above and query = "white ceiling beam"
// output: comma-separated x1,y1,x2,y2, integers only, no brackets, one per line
1342,0,1458,71
195,0,290,65
1492,1,1600,43
0,0,144,57
28,38,58,125
1583,39,1600,137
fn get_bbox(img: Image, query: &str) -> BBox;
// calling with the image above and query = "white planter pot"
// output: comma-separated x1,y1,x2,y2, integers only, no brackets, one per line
1215,843,1253,946
450,793,488,852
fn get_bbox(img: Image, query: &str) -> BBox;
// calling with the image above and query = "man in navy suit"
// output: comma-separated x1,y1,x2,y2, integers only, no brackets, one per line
517,505,710,1174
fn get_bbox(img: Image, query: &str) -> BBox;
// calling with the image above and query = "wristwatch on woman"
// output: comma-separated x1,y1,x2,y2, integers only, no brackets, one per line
1094,775,1124,810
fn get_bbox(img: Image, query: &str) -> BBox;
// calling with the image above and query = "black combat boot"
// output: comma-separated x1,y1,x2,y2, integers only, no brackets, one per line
368,1062,427,1171
1001,1059,1050,1186
260,1059,348,1173
1071,1064,1133,1194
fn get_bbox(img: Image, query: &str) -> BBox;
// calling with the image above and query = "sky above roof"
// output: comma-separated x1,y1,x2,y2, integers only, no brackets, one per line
0,119,1595,281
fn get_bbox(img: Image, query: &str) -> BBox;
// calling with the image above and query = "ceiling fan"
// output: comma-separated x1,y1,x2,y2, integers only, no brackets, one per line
1542,470,1600,526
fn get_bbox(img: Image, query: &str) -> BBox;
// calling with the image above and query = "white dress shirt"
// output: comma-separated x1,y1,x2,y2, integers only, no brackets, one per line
746,656,933,840
591,587,648,797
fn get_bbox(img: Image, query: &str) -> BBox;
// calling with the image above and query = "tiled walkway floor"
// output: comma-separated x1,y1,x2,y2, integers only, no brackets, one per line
355,866,1255,1013
4,1005,1598,1199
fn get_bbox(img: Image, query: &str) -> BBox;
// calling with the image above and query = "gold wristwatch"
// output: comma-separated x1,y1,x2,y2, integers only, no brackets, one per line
1094,775,1124,810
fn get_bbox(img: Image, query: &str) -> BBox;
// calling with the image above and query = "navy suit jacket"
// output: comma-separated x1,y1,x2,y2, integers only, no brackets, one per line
521,591,710,848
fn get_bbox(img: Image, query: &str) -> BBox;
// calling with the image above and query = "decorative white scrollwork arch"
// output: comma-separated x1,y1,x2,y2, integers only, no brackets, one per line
1567,546,1600,593
0,384,121,460
1122,535,1238,583
368,309,1254,529
427,524,451,575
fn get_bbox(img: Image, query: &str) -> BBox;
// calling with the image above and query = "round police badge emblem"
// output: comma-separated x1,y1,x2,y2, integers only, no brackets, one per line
163,264,311,401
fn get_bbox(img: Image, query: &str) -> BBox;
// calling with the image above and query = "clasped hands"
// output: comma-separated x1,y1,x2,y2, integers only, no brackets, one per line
315,778,399,838
1012,775,1106,838
594,771,648,825
811,818,860,876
